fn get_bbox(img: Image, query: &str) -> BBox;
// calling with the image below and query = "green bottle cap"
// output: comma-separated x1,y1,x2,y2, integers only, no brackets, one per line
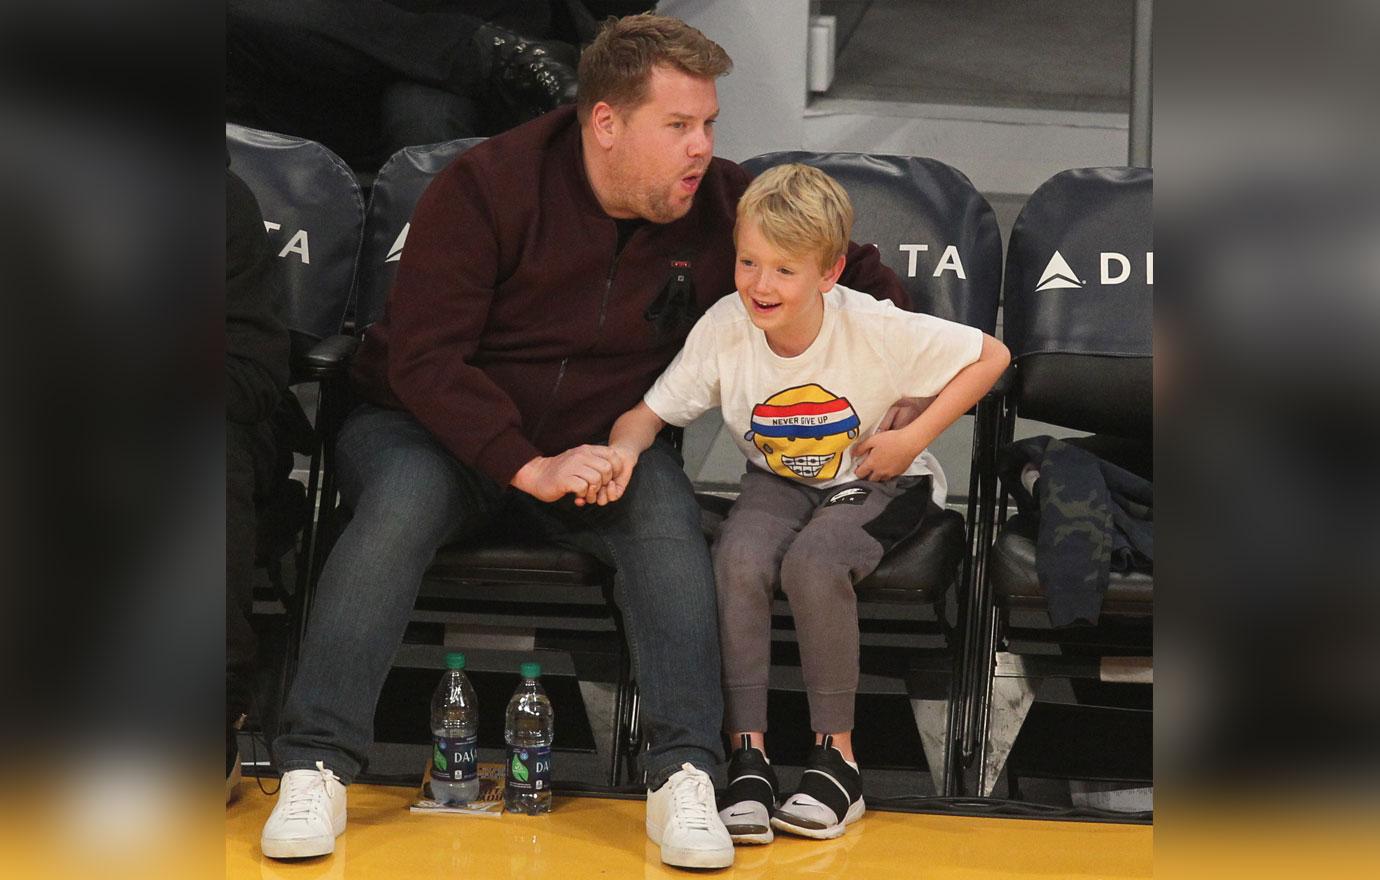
445,652,466,670
520,661,541,679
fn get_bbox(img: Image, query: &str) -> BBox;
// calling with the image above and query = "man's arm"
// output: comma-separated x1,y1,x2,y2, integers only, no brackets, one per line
383,158,619,502
384,159,540,485
840,240,907,308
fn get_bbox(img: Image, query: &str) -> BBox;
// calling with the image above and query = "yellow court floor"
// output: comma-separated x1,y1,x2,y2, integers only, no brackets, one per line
227,781,1152,879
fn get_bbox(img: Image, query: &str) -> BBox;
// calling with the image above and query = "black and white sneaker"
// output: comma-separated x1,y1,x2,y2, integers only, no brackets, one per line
717,736,779,845
770,737,865,840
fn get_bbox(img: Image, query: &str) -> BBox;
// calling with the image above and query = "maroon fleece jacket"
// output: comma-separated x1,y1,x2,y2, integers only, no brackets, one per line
352,106,905,487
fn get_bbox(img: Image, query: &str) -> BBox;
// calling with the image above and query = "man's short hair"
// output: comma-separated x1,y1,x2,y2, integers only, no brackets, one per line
737,164,854,272
576,14,732,122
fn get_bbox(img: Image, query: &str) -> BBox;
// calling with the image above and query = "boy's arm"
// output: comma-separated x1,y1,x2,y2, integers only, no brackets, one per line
602,401,667,503
854,333,1011,481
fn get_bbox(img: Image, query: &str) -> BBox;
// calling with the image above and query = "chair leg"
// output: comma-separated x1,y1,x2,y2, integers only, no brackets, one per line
911,616,963,796
956,400,989,768
960,395,1004,768
938,593,965,797
625,683,645,787
977,652,1037,797
914,695,953,795
970,605,1002,794
284,383,337,700
942,650,965,796
609,648,631,786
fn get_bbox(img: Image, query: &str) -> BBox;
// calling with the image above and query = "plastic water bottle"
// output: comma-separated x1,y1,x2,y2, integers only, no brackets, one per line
503,662,554,814
430,652,479,804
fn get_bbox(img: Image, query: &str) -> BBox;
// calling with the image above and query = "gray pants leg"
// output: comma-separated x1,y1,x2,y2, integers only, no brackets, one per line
715,468,935,736
783,478,929,733
712,468,815,734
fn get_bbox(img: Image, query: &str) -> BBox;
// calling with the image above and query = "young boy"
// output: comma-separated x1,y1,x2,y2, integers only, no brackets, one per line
605,164,1009,842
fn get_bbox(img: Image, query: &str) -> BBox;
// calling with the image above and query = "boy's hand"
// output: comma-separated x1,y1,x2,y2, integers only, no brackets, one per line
852,430,923,482
597,444,642,505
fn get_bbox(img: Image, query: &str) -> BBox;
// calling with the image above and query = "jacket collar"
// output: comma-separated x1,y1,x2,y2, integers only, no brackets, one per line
553,107,618,221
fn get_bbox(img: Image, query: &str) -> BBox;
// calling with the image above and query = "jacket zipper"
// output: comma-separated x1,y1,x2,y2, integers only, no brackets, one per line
592,237,625,348
530,234,626,444
528,356,568,445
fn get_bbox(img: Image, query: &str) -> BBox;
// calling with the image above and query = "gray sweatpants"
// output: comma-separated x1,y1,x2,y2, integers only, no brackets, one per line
713,466,937,735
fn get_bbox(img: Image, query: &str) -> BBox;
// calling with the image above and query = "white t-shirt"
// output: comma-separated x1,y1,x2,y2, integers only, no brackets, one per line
644,283,983,503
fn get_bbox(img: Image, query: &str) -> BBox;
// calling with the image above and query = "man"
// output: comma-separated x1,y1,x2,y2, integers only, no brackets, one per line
260,14,904,870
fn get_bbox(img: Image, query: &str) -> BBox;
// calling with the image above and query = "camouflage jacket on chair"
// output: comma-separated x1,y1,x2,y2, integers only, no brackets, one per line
999,436,1153,627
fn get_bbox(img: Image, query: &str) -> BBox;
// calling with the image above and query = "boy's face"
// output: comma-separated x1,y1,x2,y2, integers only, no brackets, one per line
735,219,842,343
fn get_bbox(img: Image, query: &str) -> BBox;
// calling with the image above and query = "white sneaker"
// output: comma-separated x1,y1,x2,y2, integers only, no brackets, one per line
260,761,347,859
645,763,734,869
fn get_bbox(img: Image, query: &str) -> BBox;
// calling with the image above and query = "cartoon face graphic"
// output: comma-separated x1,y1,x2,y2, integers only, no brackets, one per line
744,384,860,481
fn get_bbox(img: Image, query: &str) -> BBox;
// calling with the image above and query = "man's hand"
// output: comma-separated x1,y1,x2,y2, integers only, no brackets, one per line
877,397,928,432
511,445,620,503
852,430,924,482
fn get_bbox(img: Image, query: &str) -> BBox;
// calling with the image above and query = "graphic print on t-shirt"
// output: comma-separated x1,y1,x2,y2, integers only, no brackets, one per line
744,384,860,481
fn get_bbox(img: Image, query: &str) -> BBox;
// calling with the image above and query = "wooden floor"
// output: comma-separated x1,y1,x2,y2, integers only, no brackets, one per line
227,781,1153,879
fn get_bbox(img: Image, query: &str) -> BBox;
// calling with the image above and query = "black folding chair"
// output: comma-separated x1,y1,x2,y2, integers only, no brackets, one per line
350,138,484,329
226,123,365,683
969,167,1153,797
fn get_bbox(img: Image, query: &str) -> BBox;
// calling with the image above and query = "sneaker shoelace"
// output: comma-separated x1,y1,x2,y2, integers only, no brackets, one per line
283,761,340,821
671,764,713,832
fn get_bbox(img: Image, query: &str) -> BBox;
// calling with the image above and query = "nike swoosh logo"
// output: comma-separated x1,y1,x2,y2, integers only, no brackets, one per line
727,809,755,817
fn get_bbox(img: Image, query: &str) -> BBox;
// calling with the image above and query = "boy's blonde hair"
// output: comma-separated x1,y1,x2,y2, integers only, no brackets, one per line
736,164,854,272
577,14,732,122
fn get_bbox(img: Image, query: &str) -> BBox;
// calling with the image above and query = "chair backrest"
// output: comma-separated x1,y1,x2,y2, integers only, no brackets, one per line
354,137,485,329
226,123,364,346
1002,167,1153,438
740,151,1003,334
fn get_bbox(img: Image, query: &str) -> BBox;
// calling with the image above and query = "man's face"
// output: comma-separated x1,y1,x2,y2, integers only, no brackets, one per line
606,66,719,224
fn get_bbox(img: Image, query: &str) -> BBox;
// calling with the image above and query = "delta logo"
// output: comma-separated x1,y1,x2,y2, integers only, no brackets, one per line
261,220,312,264
1035,250,1154,292
385,223,409,263
896,243,967,279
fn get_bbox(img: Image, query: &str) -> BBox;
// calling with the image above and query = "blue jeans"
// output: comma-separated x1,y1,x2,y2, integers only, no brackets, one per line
273,405,723,788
